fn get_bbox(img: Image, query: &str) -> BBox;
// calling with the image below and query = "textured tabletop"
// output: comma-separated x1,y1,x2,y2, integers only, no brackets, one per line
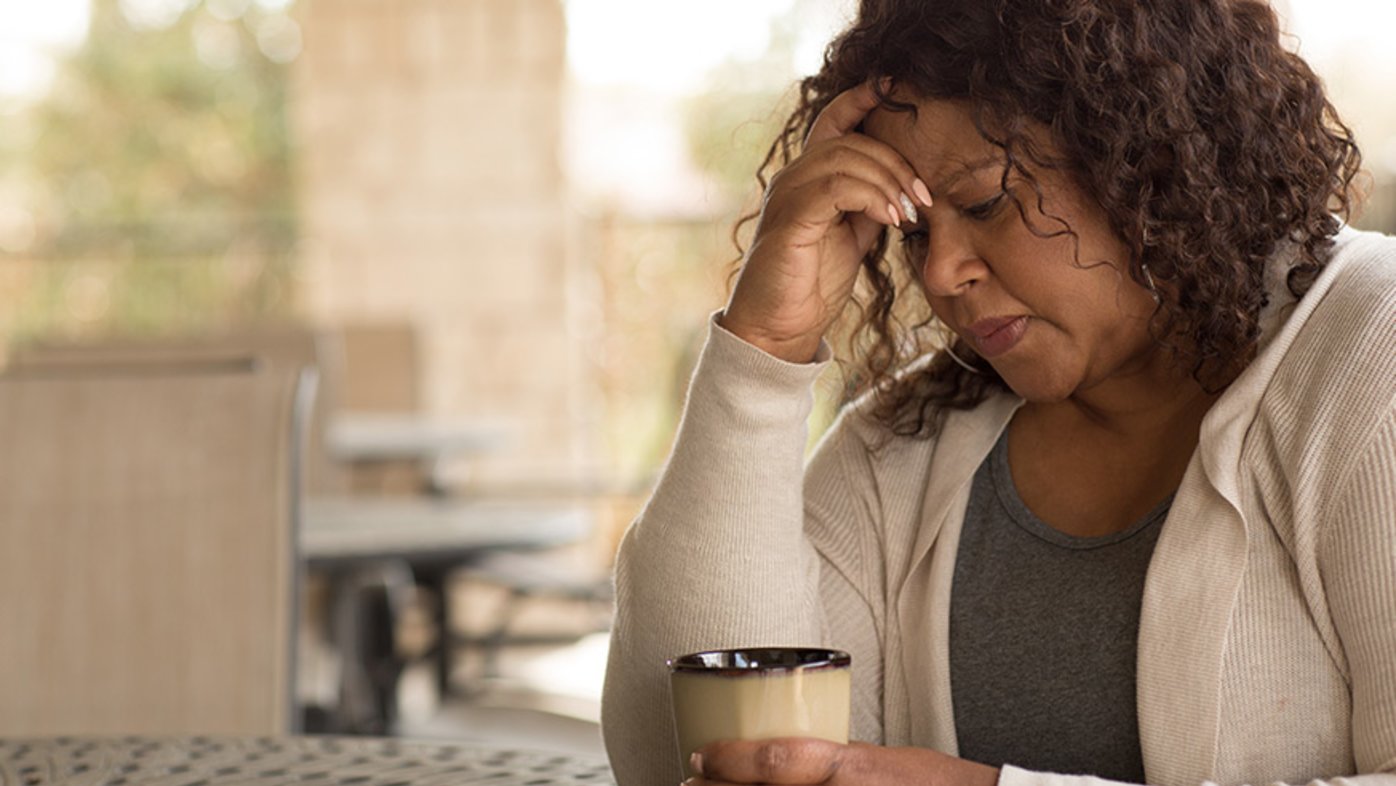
0,736,616,786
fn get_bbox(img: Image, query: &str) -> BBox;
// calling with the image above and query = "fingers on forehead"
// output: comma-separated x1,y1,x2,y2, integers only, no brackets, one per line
809,81,885,143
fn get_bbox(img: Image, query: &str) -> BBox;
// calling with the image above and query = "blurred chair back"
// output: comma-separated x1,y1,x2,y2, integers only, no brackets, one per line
332,321,428,494
6,325,346,493
336,322,419,413
0,359,314,736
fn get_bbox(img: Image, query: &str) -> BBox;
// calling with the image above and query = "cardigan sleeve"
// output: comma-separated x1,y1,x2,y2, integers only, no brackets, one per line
1322,403,1396,774
601,314,890,786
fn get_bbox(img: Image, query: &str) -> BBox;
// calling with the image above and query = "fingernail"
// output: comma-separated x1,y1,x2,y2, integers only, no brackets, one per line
899,192,918,224
912,178,934,207
690,752,705,775
887,202,901,227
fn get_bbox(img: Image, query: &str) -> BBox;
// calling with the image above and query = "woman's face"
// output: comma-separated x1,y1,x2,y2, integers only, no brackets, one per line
863,97,1163,403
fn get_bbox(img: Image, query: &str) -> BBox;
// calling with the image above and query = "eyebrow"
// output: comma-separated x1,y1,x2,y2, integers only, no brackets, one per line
931,156,1006,193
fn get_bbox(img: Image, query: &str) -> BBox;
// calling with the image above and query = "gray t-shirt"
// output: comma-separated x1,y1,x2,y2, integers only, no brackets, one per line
949,430,1170,781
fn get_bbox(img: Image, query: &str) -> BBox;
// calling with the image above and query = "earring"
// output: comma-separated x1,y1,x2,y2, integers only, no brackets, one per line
1141,263,1162,305
944,343,983,375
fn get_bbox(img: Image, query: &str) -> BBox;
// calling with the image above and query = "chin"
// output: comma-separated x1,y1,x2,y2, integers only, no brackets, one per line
994,363,1080,403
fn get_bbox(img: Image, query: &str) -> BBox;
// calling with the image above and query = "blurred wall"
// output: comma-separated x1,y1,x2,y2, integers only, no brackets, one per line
292,0,596,486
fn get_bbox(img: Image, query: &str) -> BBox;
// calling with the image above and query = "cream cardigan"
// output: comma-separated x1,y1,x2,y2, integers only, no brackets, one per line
601,227,1396,786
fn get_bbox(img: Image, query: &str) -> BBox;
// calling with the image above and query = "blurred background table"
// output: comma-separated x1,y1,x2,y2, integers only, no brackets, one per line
325,414,513,496
302,498,590,564
0,736,615,786
327,413,510,462
300,499,597,733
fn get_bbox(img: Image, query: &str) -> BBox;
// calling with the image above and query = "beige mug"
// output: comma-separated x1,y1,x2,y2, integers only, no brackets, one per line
668,647,852,777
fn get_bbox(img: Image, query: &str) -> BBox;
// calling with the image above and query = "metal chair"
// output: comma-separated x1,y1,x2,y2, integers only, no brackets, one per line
6,325,346,494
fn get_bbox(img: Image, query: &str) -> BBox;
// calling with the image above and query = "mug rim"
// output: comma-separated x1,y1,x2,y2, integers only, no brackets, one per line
667,647,851,674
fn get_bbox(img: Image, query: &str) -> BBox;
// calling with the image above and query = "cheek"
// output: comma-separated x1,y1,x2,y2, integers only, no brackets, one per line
1012,218,1137,327
1049,275,1148,361
1009,180,1127,268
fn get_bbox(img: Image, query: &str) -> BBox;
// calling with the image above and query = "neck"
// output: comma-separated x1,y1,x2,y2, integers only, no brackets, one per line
1006,353,1222,536
1025,354,1221,444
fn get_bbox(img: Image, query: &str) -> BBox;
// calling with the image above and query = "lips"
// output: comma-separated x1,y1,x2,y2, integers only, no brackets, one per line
966,316,1029,358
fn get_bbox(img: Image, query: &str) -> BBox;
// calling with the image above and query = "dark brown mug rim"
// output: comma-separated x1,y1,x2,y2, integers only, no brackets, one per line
667,647,851,675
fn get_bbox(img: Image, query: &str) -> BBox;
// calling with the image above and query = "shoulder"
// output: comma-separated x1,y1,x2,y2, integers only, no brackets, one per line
805,385,928,489
806,377,1016,496
1254,227,1396,486
811,366,1009,457
1320,226,1396,312
1280,228,1396,405
803,380,1014,568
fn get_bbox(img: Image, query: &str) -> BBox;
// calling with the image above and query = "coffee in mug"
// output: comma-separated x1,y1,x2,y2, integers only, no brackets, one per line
668,647,851,777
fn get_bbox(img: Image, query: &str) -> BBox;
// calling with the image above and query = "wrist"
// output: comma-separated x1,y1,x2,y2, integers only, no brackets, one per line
970,765,1002,786
944,757,1000,786
716,311,823,365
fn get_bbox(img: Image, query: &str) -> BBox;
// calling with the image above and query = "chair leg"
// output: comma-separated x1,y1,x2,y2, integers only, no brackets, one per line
413,566,454,699
478,589,526,684
328,560,415,734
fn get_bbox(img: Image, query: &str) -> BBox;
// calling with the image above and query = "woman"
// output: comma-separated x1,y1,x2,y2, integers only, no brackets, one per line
602,1,1396,785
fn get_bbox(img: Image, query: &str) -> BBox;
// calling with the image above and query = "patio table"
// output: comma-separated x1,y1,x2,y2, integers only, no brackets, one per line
326,414,512,494
301,497,590,566
298,498,595,733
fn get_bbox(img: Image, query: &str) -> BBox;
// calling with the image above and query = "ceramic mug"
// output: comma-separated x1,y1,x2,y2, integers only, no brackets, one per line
668,647,852,777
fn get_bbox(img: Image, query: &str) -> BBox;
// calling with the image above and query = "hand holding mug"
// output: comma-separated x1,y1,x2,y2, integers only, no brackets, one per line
669,648,851,778
685,738,1001,786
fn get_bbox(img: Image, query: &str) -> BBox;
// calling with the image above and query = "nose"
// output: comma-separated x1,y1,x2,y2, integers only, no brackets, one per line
918,222,988,298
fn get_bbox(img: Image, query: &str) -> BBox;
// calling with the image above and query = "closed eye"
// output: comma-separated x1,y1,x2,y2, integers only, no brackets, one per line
898,228,928,252
898,228,928,270
964,192,1006,220
899,191,1005,262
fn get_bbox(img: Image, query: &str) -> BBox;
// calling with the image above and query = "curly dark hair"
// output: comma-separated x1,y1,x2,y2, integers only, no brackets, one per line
740,0,1363,438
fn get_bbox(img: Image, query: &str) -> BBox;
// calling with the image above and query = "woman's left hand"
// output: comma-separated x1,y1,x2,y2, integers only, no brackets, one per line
687,738,1002,786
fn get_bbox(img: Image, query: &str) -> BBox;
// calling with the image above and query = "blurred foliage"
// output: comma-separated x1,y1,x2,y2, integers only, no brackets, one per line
682,10,806,216
585,215,729,481
599,1,847,466
684,83,794,215
586,16,802,481
4,0,299,342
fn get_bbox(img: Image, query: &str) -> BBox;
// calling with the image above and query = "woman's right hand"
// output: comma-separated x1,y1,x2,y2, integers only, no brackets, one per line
719,81,931,363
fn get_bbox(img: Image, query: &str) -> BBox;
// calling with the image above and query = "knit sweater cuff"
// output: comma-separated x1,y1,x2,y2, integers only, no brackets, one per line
998,764,1134,786
703,309,833,395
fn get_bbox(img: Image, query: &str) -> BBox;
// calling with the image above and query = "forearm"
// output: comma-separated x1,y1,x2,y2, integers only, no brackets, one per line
602,314,831,786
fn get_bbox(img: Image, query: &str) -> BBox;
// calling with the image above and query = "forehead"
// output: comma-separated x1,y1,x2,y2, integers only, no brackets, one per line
862,96,1007,185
